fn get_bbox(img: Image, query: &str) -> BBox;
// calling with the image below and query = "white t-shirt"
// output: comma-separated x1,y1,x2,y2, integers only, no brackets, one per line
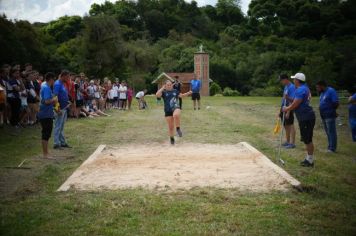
135,91,144,99
112,85,119,98
118,85,127,99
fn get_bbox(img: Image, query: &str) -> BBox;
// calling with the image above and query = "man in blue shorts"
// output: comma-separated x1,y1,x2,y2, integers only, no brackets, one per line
316,80,339,152
283,73,316,167
190,75,201,110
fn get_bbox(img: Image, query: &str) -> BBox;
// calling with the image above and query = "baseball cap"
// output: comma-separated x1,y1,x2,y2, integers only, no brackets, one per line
291,73,306,82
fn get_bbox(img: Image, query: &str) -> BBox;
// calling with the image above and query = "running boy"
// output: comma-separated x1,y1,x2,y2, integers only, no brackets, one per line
156,80,192,145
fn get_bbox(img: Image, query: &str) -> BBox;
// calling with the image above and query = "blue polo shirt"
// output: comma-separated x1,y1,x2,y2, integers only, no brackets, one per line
191,79,201,93
319,87,339,119
349,93,356,120
281,83,296,106
294,84,315,121
53,79,69,109
38,83,54,119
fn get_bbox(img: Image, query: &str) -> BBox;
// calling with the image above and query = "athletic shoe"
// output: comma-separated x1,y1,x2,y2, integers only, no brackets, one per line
282,142,290,147
300,159,314,167
170,138,175,145
61,143,72,148
176,129,183,137
285,144,296,149
327,149,335,153
53,144,62,149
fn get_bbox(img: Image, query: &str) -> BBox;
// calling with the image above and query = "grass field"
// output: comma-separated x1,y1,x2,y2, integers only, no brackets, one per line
0,96,355,235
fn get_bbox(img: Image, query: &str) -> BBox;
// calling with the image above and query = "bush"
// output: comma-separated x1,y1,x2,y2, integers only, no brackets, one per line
210,82,222,96
223,87,241,96
249,86,280,96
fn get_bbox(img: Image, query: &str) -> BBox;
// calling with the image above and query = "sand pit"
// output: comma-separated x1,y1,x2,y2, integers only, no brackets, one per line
58,142,300,192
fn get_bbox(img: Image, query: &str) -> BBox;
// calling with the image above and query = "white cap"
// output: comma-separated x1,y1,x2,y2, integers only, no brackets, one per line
90,80,94,83
291,73,306,82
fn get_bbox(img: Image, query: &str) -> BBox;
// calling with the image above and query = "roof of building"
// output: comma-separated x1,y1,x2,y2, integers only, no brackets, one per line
152,72,195,84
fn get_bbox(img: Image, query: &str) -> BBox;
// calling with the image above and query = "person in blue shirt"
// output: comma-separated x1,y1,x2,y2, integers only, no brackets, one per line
38,72,57,159
190,75,201,110
277,74,296,149
283,73,316,167
53,70,71,149
156,80,192,145
316,81,339,152
348,87,356,142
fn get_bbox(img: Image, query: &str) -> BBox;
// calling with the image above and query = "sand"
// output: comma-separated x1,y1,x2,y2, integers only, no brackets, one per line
58,142,300,192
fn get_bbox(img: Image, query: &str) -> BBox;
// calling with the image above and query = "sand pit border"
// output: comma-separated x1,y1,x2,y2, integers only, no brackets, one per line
240,142,301,187
58,144,106,191
57,142,301,192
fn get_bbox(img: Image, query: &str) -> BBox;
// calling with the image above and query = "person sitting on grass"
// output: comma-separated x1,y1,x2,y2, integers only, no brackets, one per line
156,80,192,145
38,72,57,159
283,73,316,167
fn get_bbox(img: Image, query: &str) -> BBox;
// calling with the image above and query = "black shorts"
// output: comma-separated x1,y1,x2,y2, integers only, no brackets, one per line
113,97,118,102
120,98,127,102
76,100,83,108
280,111,294,126
192,92,200,101
40,118,53,141
165,111,173,117
298,119,315,144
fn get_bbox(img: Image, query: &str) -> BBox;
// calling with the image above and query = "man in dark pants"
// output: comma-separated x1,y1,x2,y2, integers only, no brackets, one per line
316,80,339,153
283,73,316,167
38,72,57,159
173,76,182,109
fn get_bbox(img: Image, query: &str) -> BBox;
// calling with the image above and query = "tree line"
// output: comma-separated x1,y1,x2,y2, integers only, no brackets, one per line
1,0,355,95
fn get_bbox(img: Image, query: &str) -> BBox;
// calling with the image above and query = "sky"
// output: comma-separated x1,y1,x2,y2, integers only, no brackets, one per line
0,0,251,23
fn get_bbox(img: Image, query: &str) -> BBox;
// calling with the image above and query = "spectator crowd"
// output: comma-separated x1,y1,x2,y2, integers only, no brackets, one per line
0,63,148,158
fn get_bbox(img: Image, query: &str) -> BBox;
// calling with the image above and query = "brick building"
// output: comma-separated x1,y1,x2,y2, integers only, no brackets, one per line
153,46,210,96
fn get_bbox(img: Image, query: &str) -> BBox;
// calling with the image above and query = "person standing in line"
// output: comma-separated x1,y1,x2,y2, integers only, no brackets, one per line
53,70,71,149
6,68,22,127
190,75,201,110
38,72,57,159
277,74,296,149
316,80,339,152
348,87,356,142
173,76,182,109
127,86,133,110
283,73,316,167
118,81,128,110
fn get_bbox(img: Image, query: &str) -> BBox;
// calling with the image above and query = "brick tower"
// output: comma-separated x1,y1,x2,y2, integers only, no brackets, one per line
194,45,209,96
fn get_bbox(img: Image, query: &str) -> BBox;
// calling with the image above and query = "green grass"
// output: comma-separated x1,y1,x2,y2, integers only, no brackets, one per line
0,96,355,235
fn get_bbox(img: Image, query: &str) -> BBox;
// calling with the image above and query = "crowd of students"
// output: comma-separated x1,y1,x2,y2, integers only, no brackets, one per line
0,63,148,158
